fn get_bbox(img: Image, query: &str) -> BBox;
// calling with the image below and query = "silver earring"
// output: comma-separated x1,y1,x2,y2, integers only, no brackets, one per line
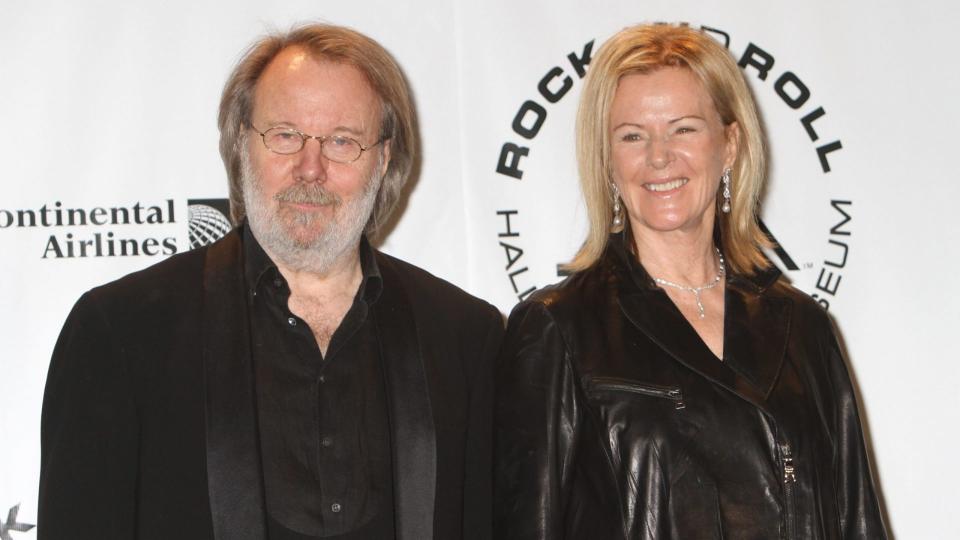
611,183,623,228
721,168,732,213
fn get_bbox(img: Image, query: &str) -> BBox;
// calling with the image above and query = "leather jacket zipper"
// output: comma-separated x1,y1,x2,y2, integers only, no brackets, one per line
781,443,797,539
589,377,685,410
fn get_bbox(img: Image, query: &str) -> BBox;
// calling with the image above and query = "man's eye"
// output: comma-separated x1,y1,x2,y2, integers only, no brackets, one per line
275,131,299,140
329,136,353,147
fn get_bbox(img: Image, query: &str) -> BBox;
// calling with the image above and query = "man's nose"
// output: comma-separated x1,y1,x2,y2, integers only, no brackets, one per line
293,138,330,183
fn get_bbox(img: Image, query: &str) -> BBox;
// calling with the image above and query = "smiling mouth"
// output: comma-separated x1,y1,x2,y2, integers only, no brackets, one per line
644,178,688,192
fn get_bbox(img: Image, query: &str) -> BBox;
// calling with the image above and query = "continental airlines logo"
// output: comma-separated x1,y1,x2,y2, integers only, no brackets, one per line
0,197,233,258
187,198,232,249
492,23,853,310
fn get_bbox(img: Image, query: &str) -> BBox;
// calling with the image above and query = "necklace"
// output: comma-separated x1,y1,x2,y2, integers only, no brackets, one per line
651,248,726,319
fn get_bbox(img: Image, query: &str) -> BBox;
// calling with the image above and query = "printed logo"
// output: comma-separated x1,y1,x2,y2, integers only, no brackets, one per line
187,198,232,249
0,200,179,259
0,504,34,540
0,197,235,259
491,23,852,310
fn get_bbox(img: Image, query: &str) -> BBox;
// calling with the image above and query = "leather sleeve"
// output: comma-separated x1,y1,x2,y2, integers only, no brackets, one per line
38,292,138,539
824,323,889,539
494,300,580,540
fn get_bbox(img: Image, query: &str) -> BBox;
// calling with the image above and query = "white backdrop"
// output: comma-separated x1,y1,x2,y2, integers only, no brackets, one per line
2,1,958,538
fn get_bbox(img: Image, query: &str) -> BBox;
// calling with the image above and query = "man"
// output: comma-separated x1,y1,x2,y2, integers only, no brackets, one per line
39,24,503,540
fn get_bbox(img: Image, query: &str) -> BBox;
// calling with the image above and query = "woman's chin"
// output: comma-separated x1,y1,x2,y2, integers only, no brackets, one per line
631,213,707,236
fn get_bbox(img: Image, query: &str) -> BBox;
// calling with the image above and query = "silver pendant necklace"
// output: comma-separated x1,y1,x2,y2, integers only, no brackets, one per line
651,248,725,319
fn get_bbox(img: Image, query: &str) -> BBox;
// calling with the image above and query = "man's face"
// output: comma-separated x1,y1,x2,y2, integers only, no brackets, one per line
243,46,390,273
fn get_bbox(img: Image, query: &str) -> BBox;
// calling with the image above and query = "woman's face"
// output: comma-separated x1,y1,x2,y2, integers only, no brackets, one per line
609,67,738,240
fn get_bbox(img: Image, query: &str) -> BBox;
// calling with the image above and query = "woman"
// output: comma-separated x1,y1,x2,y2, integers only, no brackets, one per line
494,24,886,539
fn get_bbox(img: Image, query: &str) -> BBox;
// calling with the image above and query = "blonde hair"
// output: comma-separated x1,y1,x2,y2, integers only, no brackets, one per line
218,23,417,234
569,23,770,275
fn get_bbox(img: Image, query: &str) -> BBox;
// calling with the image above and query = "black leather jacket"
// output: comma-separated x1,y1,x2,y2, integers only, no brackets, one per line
494,237,886,539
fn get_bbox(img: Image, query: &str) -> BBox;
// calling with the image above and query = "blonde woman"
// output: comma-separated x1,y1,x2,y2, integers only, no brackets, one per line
494,24,886,539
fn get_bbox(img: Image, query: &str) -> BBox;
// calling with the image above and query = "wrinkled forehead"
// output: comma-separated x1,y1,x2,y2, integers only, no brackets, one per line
252,46,383,130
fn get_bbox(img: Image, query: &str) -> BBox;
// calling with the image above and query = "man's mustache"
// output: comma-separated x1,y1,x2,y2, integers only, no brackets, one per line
274,183,342,207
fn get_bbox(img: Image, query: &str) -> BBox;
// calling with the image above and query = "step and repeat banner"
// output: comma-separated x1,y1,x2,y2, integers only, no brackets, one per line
2,1,957,537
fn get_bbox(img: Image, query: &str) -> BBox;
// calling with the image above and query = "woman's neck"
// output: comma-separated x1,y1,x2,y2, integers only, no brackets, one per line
632,226,720,286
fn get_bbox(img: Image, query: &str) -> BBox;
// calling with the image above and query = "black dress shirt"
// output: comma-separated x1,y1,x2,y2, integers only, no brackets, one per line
244,228,395,539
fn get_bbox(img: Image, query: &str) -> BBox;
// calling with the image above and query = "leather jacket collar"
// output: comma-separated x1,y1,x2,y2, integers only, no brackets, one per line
608,233,792,411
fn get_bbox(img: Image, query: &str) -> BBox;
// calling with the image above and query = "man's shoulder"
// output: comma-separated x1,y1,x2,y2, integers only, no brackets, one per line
375,250,500,320
80,231,238,319
88,244,207,302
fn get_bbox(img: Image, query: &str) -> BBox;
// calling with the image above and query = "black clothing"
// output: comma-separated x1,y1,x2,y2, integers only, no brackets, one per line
267,514,395,540
494,234,887,539
40,226,504,540
244,230,394,539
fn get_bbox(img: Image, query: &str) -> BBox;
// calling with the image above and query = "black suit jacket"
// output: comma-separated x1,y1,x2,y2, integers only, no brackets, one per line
39,229,503,540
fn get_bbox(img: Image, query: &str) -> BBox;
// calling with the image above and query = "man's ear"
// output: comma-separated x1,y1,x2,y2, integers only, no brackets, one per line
380,138,392,178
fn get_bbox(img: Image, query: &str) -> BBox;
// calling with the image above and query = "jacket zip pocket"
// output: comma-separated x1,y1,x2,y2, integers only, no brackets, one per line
781,442,797,539
588,376,685,410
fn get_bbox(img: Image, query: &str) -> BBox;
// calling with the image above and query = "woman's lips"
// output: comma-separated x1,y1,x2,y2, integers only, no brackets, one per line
643,177,688,193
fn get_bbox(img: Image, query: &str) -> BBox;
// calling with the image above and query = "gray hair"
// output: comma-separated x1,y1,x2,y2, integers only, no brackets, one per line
217,23,417,233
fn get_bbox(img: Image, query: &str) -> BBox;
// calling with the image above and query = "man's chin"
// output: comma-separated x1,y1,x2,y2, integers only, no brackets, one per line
278,220,331,248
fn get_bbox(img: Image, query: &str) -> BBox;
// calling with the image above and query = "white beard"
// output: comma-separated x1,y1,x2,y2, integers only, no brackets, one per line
241,147,382,275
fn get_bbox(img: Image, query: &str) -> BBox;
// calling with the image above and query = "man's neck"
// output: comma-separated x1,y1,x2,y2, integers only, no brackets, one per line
269,243,364,301
265,242,365,356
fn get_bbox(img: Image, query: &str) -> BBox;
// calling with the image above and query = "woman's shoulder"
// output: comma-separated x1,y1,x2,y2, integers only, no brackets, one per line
761,279,840,347
517,262,613,320
766,279,830,316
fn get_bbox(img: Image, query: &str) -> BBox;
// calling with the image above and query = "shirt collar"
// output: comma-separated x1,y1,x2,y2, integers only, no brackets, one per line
242,222,383,304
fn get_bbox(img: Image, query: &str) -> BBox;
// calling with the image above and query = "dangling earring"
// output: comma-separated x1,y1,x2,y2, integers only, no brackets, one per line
611,183,623,229
721,168,732,213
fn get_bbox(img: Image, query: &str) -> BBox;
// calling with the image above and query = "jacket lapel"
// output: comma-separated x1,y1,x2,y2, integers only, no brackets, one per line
374,255,437,540
722,272,792,401
612,239,792,413
201,230,267,540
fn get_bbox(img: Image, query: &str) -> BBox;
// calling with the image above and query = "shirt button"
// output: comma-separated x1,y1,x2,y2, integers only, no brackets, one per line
319,375,326,383
331,503,342,513
273,278,283,288
321,436,333,448
287,317,297,326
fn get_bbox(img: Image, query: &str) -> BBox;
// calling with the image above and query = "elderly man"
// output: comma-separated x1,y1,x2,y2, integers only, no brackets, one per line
39,24,502,540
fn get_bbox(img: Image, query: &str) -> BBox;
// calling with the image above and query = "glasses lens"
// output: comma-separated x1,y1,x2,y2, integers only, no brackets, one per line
322,136,362,163
263,128,303,154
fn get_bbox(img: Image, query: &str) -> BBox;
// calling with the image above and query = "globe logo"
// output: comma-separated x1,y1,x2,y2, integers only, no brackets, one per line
188,204,232,249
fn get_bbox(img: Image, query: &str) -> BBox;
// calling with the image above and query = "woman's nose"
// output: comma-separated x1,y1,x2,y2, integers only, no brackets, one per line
646,138,673,169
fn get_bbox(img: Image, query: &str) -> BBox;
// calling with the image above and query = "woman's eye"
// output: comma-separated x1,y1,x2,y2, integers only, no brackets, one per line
675,126,695,135
621,133,642,142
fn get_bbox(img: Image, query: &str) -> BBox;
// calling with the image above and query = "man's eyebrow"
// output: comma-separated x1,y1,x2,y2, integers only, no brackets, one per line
330,125,366,137
255,119,294,130
255,121,368,137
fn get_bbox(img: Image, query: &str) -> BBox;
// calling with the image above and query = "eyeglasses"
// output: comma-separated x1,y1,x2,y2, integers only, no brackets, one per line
252,126,383,163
